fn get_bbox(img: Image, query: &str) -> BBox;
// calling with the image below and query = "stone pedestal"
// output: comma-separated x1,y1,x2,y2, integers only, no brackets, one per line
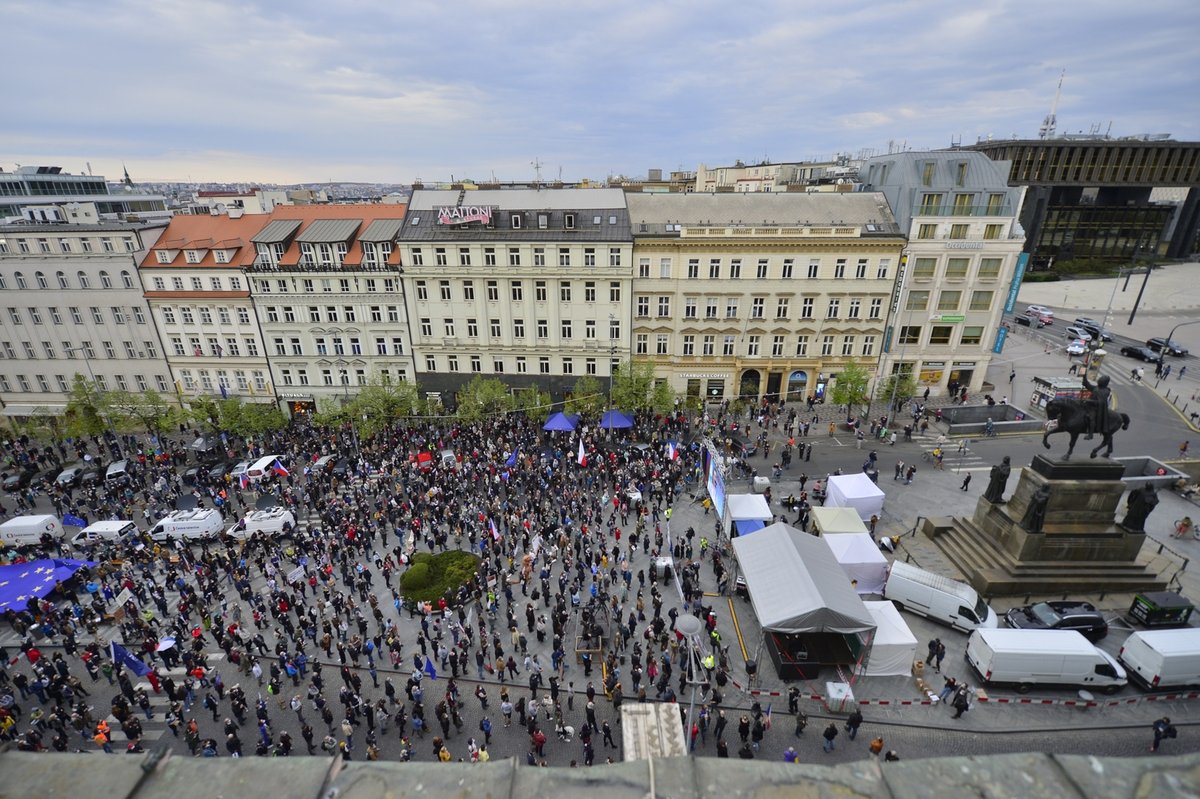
924,454,1166,595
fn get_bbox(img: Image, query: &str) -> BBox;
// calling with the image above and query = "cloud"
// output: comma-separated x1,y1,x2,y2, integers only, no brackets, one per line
4,0,1197,183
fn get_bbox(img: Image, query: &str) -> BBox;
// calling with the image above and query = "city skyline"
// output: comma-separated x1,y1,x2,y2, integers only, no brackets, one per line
5,0,1199,185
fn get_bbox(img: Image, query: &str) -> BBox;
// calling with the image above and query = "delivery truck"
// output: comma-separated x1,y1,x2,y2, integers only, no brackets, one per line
1118,628,1200,690
966,628,1127,694
883,560,998,633
0,514,63,548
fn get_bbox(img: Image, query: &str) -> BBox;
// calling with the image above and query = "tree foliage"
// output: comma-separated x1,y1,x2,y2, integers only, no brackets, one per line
351,379,420,438
879,372,919,410
830,359,872,417
455,375,514,424
63,374,109,439
106,389,181,437
611,360,659,413
565,375,606,420
513,385,552,422
187,396,286,440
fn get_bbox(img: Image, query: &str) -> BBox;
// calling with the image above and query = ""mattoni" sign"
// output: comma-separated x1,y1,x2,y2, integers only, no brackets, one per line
437,205,495,225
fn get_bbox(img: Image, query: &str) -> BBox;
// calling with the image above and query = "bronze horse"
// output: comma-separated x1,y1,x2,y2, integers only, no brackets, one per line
1043,397,1130,459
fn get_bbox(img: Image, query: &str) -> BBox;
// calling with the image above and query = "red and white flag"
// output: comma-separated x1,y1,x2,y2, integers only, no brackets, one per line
576,439,587,467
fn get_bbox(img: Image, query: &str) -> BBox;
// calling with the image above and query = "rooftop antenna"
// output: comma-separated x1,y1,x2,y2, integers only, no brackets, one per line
531,158,543,186
1039,69,1065,140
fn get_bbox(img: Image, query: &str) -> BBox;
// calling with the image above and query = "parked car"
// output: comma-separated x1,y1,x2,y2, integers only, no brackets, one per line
1147,337,1189,356
312,454,338,475
1066,339,1088,356
1014,313,1044,329
1004,601,1109,642
208,460,236,481
1120,345,1160,362
1073,318,1113,341
79,466,104,487
34,467,60,489
54,463,87,488
2,464,39,492
1064,326,1093,343
330,459,352,478
728,434,758,459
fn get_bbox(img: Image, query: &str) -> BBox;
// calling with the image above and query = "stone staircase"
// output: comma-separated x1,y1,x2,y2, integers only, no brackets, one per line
922,514,1167,597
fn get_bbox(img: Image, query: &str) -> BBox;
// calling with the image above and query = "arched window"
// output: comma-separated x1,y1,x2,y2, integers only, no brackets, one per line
99,270,112,289
120,270,134,289
77,271,90,289
14,271,27,289
35,271,48,289
56,271,69,289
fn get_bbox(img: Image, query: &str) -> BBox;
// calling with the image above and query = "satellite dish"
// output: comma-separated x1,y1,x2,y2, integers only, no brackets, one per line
175,495,199,510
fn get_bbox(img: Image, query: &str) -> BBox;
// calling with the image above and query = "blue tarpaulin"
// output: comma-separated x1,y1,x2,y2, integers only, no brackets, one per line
0,558,95,612
734,519,766,536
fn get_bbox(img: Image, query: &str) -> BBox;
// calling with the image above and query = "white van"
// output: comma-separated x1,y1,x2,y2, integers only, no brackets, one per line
883,561,998,633
0,514,63,548
246,455,284,481
105,460,131,484
70,520,140,548
225,507,296,540
1118,629,1200,690
149,508,224,542
966,628,1127,694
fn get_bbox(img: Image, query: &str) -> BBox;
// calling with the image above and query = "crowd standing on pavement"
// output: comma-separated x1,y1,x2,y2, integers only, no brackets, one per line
0,397,909,766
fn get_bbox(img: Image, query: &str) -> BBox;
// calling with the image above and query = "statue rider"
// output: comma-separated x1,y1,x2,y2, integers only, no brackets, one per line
1081,373,1111,441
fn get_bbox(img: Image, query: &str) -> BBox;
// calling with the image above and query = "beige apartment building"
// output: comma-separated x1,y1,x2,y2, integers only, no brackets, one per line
396,189,633,404
625,193,906,408
860,152,1026,396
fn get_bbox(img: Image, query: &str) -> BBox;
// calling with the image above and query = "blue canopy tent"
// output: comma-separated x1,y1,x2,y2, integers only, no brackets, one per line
733,518,767,536
543,412,579,432
599,410,635,430
0,558,96,612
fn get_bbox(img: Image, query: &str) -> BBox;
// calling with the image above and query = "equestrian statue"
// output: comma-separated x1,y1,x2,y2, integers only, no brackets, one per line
1042,373,1130,459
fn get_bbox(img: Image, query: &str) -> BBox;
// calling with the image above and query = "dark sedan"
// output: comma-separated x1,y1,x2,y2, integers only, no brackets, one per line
1004,601,1108,642
1147,338,1189,356
2,464,39,492
1120,345,1160,362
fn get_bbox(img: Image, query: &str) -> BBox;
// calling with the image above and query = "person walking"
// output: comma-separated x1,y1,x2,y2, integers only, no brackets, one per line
934,641,947,673
951,685,971,719
846,708,862,741
1181,441,1190,458
821,722,838,752
925,638,940,667
1151,717,1177,752
960,473,971,491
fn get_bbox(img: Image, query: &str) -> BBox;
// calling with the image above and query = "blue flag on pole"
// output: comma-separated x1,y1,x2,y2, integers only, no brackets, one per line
111,641,151,677
423,655,438,681
62,513,87,529
505,449,518,467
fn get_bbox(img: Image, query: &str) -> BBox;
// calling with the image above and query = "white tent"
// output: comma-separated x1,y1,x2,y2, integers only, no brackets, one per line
726,493,774,536
731,522,875,635
809,506,868,537
823,533,888,594
860,601,918,676
825,473,885,521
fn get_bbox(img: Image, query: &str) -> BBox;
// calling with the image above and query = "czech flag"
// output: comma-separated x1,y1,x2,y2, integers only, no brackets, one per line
271,459,290,477
489,518,501,541
577,439,587,467
666,441,679,461
239,472,249,489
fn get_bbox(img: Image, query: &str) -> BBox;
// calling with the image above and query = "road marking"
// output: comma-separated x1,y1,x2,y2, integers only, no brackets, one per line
728,597,748,663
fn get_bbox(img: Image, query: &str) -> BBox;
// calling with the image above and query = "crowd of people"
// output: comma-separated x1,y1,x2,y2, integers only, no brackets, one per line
0,399,897,766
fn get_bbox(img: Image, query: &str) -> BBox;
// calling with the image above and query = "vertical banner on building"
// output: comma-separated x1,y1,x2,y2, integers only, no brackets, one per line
992,326,1008,354
1003,253,1029,314
882,254,908,354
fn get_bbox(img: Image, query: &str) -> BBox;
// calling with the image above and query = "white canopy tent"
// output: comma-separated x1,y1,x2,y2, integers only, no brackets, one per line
731,522,875,635
809,506,869,537
825,473,885,521
859,601,918,677
725,493,774,537
824,533,889,594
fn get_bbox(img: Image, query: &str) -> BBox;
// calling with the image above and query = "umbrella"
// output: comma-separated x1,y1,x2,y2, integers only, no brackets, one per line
599,410,635,430
542,412,579,432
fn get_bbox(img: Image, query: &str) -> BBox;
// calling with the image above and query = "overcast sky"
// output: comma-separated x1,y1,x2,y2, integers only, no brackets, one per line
5,0,1198,185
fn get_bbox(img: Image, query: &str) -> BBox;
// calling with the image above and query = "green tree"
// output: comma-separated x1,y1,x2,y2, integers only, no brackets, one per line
351,379,420,438
830,359,872,418
63,374,108,439
565,375,606,420
455,376,513,423
311,397,349,429
106,389,181,438
513,385,552,421
610,360,659,413
188,396,223,434
236,402,288,438
878,371,919,411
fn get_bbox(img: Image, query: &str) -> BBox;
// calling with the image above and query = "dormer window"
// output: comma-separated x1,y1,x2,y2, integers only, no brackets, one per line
537,214,548,229
511,214,522,229
214,251,229,264
564,213,575,230
185,250,200,263
156,250,171,263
